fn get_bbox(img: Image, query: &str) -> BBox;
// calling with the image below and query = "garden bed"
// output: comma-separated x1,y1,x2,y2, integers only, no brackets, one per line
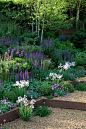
1,90,86,125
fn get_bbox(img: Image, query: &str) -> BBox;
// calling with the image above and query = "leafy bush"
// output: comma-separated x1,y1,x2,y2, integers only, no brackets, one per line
34,105,52,117
0,90,4,99
39,82,53,96
4,91,16,102
75,83,86,91
0,43,7,55
75,58,85,66
1,80,15,93
51,84,68,96
75,66,85,71
18,32,40,45
28,79,43,91
26,90,40,100
69,28,86,50
59,35,70,43
60,82,74,93
8,57,31,72
12,87,27,99
0,99,15,114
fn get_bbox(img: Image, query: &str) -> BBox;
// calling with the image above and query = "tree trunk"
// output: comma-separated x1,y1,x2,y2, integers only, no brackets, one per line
36,19,37,33
76,0,81,31
32,19,34,32
41,0,46,42
38,19,40,37
41,18,44,42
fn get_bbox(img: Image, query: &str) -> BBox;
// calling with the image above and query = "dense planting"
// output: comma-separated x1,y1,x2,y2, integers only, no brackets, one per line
0,0,86,125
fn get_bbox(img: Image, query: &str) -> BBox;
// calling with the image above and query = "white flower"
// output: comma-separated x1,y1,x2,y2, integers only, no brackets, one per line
57,74,63,79
30,99,36,105
46,77,49,80
30,105,34,109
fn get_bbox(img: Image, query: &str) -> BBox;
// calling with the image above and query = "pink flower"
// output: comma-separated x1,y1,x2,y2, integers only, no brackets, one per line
52,87,54,90
3,119,6,122
43,102,45,104
0,123,2,126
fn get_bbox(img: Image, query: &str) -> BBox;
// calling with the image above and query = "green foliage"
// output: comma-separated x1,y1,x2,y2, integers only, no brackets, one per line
42,59,52,70
75,66,85,71
26,90,40,100
55,38,74,51
53,88,67,96
75,50,86,59
60,82,74,93
0,43,7,55
18,103,32,121
69,28,86,50
28,79,43,91
8,57,31,72
75,58,85,66
0,90,4,99
75,83,86,91
18,32,40,45
4,91,16,102
0,99,15,114
34,105,52,117
46,96,54,99
1,80,15,93
39,82,53,96
12,87,27,99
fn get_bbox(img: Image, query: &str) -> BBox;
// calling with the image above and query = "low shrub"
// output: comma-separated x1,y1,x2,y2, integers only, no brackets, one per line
39,82,53,96
4,91,16,102
26,90,40,100
69,28,86,50
76,58,85,66
0,90,4,99
12,87,27,99
34,105,52,117
75,66,85,71
60,82,74,93
51,84,68,97
75,83,86,91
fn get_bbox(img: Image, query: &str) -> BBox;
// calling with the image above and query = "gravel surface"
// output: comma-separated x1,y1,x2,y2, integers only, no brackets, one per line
51,90,86,102
4,107,86,129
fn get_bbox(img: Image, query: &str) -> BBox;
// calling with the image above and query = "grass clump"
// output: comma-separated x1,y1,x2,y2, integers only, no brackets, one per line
34,105,52,117
75,83,86,91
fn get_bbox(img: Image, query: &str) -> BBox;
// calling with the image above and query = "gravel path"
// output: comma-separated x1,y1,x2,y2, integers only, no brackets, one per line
4,107,86,129
51,90,86,102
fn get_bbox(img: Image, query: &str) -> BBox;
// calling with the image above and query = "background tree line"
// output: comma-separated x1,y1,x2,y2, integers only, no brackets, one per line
0,0,86,40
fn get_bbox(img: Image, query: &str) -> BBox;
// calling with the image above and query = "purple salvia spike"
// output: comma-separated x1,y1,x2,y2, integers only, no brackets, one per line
25,70,27,79
0,79,2,90
15,73,19,81
23,73,25,80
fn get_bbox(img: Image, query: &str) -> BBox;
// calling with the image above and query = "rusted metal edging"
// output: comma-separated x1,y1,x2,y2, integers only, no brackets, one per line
43,99,86,111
